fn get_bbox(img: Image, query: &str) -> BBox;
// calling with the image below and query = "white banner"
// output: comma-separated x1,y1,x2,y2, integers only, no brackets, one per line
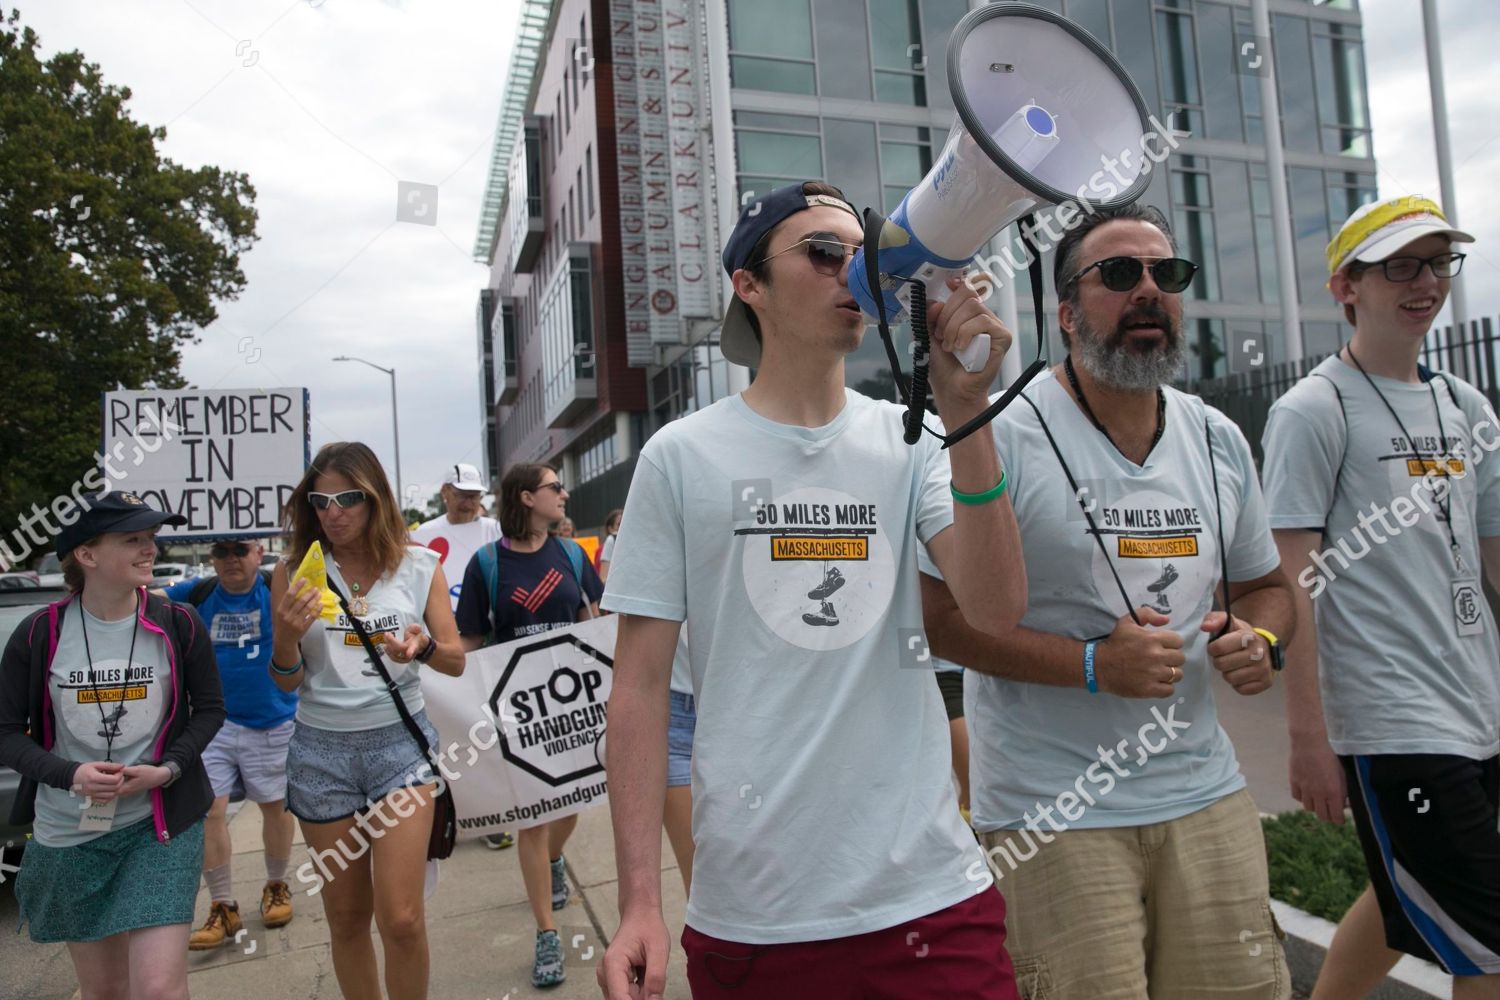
100,388,309,537
421,616,615,835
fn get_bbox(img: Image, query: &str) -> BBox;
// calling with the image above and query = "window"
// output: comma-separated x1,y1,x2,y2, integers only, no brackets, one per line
1289,167,1331,303
1156,4,1202,135
734,112,823,204
727,0,815,94
576,168,585,231
869,0,925,106
1065,0,1111,47
1314,24,1371,157
879,125,932,213
1187,318,1227,380
577,421,618,485
1273,14,1320,153
1326,172,1376,234
554,94,562,154
1170,156,1219,301
1197,1,1241,143
563,76,571,134
584,145,595,218
812,0,871,101
1249,163,1279,303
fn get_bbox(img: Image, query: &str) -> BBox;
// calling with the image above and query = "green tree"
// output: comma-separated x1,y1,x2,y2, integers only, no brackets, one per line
0,9,257,558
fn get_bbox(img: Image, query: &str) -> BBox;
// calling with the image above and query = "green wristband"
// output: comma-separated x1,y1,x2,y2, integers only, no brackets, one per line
951,470,1008,506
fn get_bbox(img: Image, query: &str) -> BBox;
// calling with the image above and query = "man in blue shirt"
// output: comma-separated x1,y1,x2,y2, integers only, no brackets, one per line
164,539,299,950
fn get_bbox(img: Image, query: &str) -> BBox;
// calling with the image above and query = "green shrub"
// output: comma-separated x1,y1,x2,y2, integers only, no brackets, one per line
1262,811,1369,923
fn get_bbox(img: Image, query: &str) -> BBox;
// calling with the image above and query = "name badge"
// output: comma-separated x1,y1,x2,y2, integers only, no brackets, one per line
1452,580,1485,637
79,795,118,833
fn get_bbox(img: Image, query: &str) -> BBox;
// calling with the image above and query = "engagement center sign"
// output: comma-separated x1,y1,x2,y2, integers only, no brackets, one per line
101,388,310,537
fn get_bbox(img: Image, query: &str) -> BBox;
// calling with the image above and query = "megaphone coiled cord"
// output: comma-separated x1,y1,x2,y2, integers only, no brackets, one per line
904,279,930,445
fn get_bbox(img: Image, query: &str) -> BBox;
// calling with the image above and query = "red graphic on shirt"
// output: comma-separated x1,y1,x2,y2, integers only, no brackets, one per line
510,568,563,614
426,537,451,564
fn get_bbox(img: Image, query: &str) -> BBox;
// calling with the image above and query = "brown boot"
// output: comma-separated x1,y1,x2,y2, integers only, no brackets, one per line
260,880,293,928
188,901,242,950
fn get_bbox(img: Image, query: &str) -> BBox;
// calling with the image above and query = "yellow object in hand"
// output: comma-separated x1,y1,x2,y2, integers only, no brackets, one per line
291,541,341,622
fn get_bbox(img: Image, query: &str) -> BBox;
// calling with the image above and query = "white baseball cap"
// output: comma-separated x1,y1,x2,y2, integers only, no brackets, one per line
444,463,485,493
1327,194,1474,276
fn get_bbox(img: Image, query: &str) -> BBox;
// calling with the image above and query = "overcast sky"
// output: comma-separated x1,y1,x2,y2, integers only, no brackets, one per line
21,0,1500,507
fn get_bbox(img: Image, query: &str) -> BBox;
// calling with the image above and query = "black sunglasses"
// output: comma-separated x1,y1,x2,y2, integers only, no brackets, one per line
210,542,252,559
1351,252,1465,283
307,490,367,510
1070,256,1199,294
534,481,566,494
755,233,862,276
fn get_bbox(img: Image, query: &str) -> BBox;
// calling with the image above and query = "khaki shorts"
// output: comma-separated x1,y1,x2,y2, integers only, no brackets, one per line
981,788,1289,999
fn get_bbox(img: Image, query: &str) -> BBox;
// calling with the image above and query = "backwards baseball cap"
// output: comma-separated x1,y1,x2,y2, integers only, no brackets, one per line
719,181,860,368
1327,194,1474,276
56,491,187,558
444,463,485,493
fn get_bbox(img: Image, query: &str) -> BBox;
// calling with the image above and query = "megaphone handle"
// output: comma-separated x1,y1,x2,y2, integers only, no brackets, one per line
954,335,990,373
918,266,990,374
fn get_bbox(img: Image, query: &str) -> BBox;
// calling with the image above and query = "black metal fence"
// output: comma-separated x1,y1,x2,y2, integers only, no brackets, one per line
1187,316,1500,464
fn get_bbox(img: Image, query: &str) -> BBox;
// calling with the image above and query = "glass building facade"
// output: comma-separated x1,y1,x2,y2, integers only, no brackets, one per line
651,0,1377,422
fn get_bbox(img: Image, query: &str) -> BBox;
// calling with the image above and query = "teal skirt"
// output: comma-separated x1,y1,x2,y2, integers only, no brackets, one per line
15,817,204,943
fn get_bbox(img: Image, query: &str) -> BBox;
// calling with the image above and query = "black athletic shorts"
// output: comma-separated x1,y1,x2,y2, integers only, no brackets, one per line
1341,753,1500,974
934,669,964,721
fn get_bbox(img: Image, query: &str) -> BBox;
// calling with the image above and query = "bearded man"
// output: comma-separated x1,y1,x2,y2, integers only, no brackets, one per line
922,203,1297,998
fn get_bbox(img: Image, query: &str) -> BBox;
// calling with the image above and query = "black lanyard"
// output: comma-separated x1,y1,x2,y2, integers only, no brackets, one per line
78,591,141,763
1064,355,1166,460
1344,345,1464,572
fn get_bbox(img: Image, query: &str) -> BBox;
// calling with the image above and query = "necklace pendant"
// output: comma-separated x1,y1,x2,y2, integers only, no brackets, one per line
350,595,370,616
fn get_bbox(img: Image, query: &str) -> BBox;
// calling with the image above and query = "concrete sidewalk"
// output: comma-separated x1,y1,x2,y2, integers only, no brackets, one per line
0,802,692,1000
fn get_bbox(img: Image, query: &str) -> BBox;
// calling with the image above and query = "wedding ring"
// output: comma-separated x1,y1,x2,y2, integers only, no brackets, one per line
1172,666,1182,683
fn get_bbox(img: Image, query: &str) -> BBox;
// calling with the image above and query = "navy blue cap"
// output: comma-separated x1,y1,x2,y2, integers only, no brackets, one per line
719,182,859,368
56,491,187,558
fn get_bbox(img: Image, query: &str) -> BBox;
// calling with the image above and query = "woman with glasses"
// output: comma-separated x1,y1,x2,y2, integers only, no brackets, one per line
0,492,224,1000
454,462,603,988
269,441,465,1000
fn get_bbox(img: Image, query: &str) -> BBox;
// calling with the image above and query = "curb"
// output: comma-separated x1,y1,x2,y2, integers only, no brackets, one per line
1273,900,1450,999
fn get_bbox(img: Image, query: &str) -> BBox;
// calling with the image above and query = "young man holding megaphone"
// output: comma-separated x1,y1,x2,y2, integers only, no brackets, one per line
924,203,1296,998
596,180,1027,999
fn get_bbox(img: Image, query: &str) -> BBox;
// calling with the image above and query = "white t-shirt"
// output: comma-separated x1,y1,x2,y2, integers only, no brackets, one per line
966,372,1279,833
36,605,169,847
297,545,439,732
1261,356,1500,757
601,389,981,944
600,533,617,564
411,513,502,611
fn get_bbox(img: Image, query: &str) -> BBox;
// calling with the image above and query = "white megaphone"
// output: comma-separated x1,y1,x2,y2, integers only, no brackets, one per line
849,3,1156,384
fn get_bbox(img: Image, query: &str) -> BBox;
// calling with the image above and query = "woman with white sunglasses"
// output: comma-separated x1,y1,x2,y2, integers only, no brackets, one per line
269,441,464,1000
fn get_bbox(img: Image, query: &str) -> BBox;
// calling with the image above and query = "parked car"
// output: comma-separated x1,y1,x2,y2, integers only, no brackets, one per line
150,563,194,586
0,587,68,849
0,572,39,590
33,552,64,588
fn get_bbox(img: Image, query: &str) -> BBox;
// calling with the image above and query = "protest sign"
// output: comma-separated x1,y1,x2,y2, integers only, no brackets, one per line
100,388,310,537
421,615,614,834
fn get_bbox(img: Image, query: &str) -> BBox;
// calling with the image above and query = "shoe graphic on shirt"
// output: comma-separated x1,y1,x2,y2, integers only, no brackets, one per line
97,704,127,740
802,601,840,627
1147,562,1179,615
808,566,845,601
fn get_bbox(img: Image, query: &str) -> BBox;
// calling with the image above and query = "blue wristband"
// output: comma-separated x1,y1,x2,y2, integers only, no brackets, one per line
1083,640,1099,694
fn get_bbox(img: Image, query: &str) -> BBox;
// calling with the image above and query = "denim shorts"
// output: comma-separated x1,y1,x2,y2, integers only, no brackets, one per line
667,690,696,788
285,712,439,824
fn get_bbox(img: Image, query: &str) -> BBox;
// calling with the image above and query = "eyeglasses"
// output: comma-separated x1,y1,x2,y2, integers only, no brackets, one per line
1351,252,1466,283
1069,256,1199,294
307,490,367,510
754,233,862,276
535,481,566,494
210,542,252,559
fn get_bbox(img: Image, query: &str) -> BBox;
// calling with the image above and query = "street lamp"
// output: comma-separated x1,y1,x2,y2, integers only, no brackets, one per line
332,355,402,505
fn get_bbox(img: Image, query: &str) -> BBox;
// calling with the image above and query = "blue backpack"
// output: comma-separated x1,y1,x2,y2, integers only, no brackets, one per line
474,535,588,623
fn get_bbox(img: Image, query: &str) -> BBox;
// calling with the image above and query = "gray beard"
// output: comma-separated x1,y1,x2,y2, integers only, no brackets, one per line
1072,315,1185,392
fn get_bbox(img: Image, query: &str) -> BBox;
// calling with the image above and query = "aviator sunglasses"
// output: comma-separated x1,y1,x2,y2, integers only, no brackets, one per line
307,489,368,510
754,232,862,276
1069,256,1199,294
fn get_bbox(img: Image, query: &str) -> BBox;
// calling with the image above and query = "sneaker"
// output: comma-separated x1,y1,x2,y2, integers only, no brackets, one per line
1147,563,1179,594
807,566,845,601
260,880,293,928
188,901,242,951
802,601,839,627
550,855,570,911
483,831,515,850
532,928,565,987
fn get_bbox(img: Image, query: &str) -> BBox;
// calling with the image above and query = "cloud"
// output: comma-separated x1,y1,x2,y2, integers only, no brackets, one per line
24,0,516,503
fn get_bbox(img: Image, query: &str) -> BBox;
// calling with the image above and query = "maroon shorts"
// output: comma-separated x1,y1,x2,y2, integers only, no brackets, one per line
681,888,1019,999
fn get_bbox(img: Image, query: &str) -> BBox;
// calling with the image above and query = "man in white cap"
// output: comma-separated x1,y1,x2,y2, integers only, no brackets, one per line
410,463,513,850
1262,195,1500,996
